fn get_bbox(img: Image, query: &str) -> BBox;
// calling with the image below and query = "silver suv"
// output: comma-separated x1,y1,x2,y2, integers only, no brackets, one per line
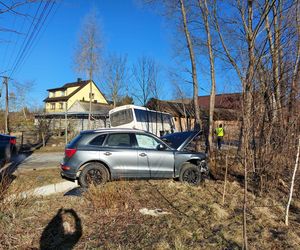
60,128,208,187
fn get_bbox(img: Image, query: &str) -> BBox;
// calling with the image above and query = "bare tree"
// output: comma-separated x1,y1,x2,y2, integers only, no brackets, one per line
179,0,201,131
198,0,216,154
75,10,103,129
288,0,300,120
13,81,33,120
132,56,159,106
104,54,128,108
35,113,51,147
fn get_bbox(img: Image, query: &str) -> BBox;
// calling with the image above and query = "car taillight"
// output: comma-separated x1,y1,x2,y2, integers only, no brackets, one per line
65,148,77,158
9,138,16,144
61,164,71,170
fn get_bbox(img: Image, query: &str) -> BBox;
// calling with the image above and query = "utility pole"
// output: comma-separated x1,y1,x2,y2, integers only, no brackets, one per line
1,76,9,134
88,78,92,130
65,101,68,145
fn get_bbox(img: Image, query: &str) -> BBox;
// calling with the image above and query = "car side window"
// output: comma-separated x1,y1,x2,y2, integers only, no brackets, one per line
136,134,160,149
89,134,106,146
106,133,132,147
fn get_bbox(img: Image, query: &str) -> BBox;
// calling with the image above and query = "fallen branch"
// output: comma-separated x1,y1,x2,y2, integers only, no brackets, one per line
285,136,300,226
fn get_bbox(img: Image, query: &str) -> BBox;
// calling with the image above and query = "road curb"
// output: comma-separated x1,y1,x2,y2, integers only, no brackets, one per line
7,181,79,201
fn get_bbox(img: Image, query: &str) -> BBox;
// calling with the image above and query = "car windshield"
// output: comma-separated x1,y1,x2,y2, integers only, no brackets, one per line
161,131,199,150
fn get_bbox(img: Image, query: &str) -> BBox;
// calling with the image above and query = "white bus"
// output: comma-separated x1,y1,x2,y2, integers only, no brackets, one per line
109,105,175,137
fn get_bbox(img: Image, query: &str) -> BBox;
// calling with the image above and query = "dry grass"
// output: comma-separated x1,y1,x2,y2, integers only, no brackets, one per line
8,168,62,192
35,145,65,153
0,169,300,249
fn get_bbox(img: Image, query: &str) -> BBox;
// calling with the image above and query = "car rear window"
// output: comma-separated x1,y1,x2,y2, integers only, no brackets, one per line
89,134,106,146
68,134,83,148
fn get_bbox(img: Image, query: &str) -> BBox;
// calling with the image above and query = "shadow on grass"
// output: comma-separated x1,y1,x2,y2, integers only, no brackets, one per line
64,187,86,197
0,152,33,189
40,208,82,250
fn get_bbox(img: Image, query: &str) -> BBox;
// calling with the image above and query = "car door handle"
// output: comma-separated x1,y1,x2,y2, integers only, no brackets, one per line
139,153,147,157
104,152,112,156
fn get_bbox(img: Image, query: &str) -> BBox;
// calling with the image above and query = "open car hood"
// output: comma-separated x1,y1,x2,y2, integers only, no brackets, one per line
161,130,201,151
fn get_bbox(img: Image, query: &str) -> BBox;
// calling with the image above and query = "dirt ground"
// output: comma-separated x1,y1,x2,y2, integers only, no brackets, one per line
1,174,300,249
0,147,299,249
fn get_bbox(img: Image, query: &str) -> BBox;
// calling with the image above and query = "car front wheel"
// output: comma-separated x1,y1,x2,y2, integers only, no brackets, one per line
78,163,109,188
179,163,202,185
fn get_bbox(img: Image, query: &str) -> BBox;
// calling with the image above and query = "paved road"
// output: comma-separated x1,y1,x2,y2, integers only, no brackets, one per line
0,152,64,174
18,152,64,170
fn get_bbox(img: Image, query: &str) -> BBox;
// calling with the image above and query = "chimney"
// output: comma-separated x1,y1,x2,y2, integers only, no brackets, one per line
77,78,82,83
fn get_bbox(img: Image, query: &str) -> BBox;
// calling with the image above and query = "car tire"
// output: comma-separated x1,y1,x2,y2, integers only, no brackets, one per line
179,163,202,185
78,163,109,188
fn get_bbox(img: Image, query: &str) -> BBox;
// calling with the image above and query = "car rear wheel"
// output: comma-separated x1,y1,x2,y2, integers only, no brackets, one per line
78,163,109,188
179,163,202,185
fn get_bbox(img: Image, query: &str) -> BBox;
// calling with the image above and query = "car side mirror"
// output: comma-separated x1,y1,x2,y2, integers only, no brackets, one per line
157,143,166,150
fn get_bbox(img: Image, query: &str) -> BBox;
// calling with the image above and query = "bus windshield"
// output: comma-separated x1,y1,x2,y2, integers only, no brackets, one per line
110,109,134,127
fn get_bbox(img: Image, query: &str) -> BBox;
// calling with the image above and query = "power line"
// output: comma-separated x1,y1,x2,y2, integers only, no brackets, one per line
1,14,17,72
8,1,47,77
14,1,56,76
4,7,29,73
8,1,53,78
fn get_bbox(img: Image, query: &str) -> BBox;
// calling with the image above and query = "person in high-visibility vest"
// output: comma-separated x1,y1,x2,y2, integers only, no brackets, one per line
215,124,225,150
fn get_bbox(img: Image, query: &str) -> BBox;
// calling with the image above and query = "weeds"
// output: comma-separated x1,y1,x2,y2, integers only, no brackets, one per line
83,181,139,212
0,172,299,249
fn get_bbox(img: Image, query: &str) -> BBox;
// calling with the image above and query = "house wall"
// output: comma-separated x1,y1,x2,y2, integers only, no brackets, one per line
173,117,195,132
67,82,107,109
66,86,79,95
45,101,67,113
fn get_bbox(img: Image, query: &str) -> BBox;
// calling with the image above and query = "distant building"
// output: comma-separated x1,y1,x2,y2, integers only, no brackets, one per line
35,79,112,134
147,93,242,141
43,78,108,112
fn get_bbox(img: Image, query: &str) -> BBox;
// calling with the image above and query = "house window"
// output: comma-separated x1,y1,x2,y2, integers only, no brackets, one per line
51,103,55,110
59,103,64,109
61,91,65,96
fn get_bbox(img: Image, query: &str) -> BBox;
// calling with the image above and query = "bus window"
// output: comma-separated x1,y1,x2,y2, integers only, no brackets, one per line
110,109,133,127
151,111,161,123
134,109,148,122
163,114,171,123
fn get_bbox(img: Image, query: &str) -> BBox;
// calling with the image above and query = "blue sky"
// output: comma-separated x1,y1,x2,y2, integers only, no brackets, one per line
0,0,238,109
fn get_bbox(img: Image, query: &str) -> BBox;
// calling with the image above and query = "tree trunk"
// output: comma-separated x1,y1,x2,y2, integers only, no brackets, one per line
22,107,27,120
242,1,257,249
42,132,45,147
288,1,300,120
222,154,228,205
179,0,201,132
199,0,216,154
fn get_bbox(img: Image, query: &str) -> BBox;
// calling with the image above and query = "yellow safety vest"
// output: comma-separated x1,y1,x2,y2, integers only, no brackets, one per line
216,127,224,137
